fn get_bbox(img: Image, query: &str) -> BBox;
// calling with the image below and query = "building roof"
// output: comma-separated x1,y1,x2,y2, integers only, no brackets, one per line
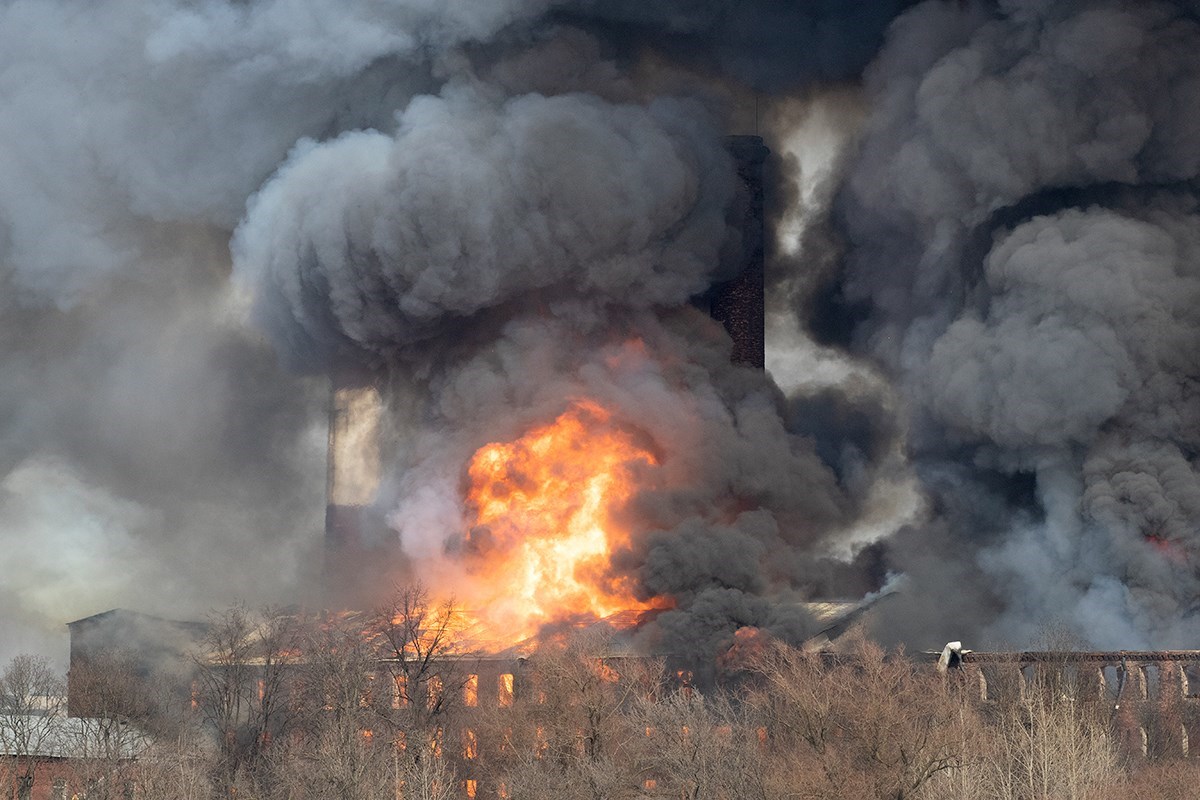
0,710,150,760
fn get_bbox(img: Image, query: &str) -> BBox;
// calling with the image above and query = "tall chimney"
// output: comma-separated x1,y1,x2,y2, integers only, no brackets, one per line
324,366,385,602
708,134,768,368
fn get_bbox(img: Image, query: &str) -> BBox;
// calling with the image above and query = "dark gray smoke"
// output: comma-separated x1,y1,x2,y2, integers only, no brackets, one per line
0,0,563,659
2,0,924,665
33,0,1189,665
229,2,925,663
825,0,1200,649
552,0,921,91
233,87,736,367
357,304,855,664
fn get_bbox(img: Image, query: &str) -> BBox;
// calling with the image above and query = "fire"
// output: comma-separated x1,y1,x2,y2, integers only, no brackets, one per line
718,626,772,672
462,400,667,641
1145,532,1188,564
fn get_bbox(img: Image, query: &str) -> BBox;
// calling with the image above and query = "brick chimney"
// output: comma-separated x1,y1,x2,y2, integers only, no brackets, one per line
708,134,768,368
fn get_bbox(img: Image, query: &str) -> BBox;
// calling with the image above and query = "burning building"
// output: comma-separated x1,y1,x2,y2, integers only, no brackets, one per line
309,130,832,660
60,122,869,786
3,0,1199,702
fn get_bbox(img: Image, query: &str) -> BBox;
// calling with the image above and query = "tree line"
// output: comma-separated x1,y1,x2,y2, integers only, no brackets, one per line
3,588,1200,800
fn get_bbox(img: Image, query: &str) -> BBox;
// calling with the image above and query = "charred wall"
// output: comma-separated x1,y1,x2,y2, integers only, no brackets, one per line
950,650,1200,759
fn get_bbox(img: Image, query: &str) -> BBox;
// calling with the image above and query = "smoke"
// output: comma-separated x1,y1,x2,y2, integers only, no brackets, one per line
366,306,855,663
826,0,1200,649
0,0,927,666
233,86,735,367
20,0,1194,670
226,1,925,663
551,0,920,91
0,0,451,662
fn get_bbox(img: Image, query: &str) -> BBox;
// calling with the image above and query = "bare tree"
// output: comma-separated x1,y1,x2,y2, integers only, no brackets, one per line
1118,759,1200,800
397,746,458,800
0,655,66,800
129,726,211,800
956,684,1118,800
191,604,303,796
370,582,470,735
63,649,155,800
178,588,471,800
275,605,463,800
743,630,979,800
281,585,472,800
478,628,661,800
633,688,768,800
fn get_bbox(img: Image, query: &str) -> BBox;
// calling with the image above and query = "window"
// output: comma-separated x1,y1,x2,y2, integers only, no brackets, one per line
463,729,478,760
430,727,443,758
393,674,409,708
426,675,444,711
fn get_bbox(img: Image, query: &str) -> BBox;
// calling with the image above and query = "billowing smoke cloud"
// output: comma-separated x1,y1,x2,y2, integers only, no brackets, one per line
29,0,1191,669
826,0,1200,648
308,296,858,665
225,2,925,664
0,0,531,659
2,0,924,665
234,87,735,366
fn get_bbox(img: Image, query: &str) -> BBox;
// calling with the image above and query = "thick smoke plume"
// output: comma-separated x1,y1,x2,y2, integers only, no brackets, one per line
234,88,734,365
0,0,915,665
232,70,864,662
10,0,1194,667
828,0,1200,649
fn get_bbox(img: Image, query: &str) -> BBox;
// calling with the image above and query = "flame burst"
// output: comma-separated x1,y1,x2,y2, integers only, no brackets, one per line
463,401,666,641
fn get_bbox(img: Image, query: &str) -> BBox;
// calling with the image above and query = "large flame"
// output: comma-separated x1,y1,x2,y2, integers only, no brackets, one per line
462,400,666,642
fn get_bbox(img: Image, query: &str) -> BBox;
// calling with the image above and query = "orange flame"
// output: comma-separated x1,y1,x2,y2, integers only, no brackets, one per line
462,401,667,641
717,625,772,673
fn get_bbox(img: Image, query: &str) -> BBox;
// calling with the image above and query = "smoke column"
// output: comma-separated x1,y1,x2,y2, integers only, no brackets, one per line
230,43,870,664
0,0,917,665
9,0,1194,664
826,0,1200,649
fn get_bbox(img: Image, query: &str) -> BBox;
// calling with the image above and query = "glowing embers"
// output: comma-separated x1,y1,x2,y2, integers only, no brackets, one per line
463,401,666,640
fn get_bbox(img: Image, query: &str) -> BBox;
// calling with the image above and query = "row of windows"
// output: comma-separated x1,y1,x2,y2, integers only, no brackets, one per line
390,673,514,710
